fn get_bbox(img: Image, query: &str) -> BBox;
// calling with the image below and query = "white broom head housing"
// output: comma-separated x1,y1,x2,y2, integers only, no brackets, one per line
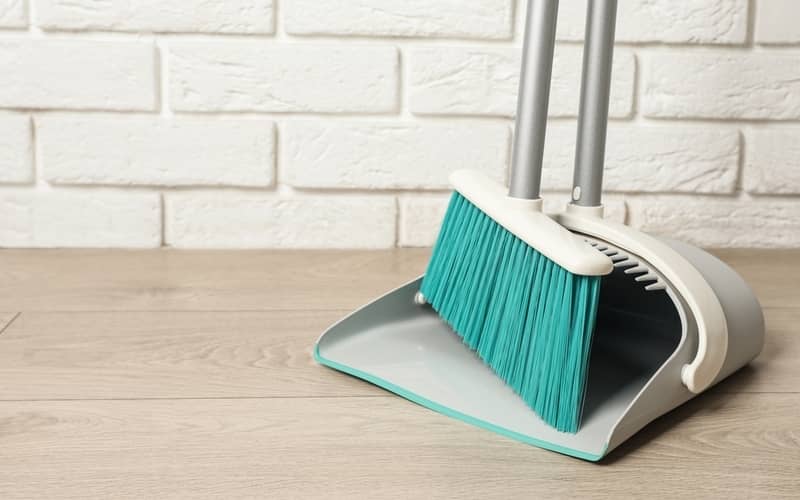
449,169,614,277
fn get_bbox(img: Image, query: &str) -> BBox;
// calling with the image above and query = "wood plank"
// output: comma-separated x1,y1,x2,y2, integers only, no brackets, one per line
0,392,797,499
710,249,800,309
0,311,385,400
0,248,792,312
742,307,800,393
0,307,793,400
0,312,18,334
0,249,430,312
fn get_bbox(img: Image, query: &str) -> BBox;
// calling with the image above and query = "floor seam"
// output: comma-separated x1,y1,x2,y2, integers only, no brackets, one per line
1,306,796,314
0,309,354,314
0,395,395,403
0,312,20,338
1,392,795,404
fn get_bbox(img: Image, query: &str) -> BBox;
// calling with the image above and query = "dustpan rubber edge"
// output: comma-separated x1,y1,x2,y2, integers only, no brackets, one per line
314,343,608,462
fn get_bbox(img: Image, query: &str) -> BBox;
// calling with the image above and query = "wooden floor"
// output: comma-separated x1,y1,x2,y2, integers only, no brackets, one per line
0,249,797,499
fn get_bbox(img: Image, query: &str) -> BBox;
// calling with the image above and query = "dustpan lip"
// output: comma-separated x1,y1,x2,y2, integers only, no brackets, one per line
314,343,608,462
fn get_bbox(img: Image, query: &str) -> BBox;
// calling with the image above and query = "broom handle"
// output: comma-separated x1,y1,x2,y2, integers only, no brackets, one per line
572,0,618,208
508,0,560,200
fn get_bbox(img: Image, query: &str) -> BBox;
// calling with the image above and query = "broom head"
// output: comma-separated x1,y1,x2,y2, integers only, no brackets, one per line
420,170,613,433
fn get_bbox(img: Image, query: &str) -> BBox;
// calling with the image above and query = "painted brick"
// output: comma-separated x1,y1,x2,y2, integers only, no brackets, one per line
0,39,155,111
0,190,161,248
755,0,800,44
0,1,795,251
285,0,513,39
643,53,800,120
398,195,449,248
556,0,748,44
541,125,740,194
0,115,32,184
0,0,26,28
629,196,800,248
284,121,509,190
744,128,800,194
409,46,634,118
37,0,274,34
398,194,627,247
165,194,397,249
39,116,275,187
169,43,398,113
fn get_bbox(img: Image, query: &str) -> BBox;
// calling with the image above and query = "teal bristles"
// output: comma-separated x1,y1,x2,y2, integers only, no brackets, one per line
420,192,602,433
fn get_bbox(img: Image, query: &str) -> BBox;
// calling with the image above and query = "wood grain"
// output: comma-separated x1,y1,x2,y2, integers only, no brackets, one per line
0,312,18,334
0,307,793,400
0,249,430,312
0,249,793,312
0,248,796,499
0,311,385,400
0,392,797,499
744,308,800,393
709,249,800,309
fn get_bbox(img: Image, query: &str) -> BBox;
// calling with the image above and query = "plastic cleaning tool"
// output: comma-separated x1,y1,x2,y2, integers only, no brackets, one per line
315,0,765,461
416,0,610,434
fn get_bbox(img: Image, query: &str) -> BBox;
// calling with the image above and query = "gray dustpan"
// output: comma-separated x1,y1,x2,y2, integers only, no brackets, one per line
315,238,764,461
315,0,765,461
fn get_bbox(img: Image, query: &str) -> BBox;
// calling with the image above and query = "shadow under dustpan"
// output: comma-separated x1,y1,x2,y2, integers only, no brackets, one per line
315,238,764,462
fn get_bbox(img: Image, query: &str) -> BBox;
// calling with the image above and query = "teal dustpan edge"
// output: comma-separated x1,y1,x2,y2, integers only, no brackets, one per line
314,343,608,462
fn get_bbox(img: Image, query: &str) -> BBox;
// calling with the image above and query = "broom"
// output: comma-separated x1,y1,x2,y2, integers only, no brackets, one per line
417,0,617,433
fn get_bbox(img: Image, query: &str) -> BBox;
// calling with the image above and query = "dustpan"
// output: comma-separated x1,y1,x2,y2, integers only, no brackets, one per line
315,242,764,460
315,0,765,461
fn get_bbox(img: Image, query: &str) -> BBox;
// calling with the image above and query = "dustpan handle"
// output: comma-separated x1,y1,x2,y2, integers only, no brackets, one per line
572,0,617,207
508,0,560,200
565,0,730,394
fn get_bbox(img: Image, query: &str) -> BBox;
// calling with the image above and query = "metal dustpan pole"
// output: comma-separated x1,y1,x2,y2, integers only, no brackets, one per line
572,0,617,209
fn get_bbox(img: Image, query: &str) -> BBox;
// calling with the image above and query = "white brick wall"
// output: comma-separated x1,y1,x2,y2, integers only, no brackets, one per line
557,0,748,44
38,116,275,187
755,0,800,44
0,39,156,111
283,121,510,189
168,43,398,113
284,0,514,39
628,196,800,248
541,125,740,194
37,0,275,34
744,128,800,194
0,115,33,184
0,0,26,28
165,193,396,249
0,190,161,248
0,0,798,249
643,53,800,120
408,46,634,117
